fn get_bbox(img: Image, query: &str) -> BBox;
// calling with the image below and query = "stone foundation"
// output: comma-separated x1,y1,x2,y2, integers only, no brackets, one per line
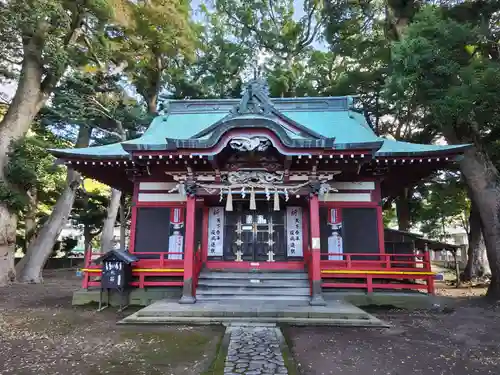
72,287,182,306
73,287,438,311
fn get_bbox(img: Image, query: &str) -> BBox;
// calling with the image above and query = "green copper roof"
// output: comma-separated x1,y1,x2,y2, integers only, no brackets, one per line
377,139,469,156
49,79,470,159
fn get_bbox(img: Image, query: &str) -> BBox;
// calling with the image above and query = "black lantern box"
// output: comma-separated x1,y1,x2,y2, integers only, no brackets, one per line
94,249,138,290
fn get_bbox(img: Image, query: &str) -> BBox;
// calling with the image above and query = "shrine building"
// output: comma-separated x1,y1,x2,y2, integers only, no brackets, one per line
50,79,469,306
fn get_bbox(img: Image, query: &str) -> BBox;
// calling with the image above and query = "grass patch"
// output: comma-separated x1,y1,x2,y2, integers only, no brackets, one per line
279,325,301,375
202,329,230,375
120,329,212,365
88,328,222,375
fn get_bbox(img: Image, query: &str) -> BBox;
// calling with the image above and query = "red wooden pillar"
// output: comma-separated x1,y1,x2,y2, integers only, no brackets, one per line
374,181,386,267
423,250,435,294
128,182,139,253
180,195,197,304
309,194,326,306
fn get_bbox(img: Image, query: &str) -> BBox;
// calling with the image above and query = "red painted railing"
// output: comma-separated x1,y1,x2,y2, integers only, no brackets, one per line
321,251,435,294
321,251,431,270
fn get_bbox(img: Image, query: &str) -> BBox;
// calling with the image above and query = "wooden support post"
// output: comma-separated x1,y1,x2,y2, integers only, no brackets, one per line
309,194,326,306
367,275,373,293
427,275,435,295
423,249,435,294
139,274,145,289
82,246,91,289
180,195,197,304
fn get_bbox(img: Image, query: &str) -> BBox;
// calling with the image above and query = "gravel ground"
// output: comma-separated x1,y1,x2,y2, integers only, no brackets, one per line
0,270,223,375
2,270,499,375
287,284,500,375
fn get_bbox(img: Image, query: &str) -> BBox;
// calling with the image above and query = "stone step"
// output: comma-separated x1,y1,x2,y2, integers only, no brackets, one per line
119,314,389,327
196,286,311,296
199,271,308,280
196,294,311,302
197,279,309,288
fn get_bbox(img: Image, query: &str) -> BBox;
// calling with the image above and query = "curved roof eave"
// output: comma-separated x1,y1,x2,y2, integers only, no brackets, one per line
47,143,130,160
375,142,472,158
122,118,340,152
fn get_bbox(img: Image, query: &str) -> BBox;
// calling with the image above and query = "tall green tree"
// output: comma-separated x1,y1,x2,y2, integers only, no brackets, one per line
0,0,133,285
109,0,197,112
386,4,500,297
16,71,149,283
6,124,68,251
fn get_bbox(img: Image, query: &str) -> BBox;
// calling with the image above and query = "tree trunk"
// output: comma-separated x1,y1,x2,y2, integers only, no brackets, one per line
24,187,38,249
459,148,500,298
84,226,93,252
396,188,411,231
16,126,91,283
16,170,81,283
14,188,38,274
385,0,417,41
0,50,46,286
148,94,158,115
0,207,17,285
463,201,490,281
100,188,122,252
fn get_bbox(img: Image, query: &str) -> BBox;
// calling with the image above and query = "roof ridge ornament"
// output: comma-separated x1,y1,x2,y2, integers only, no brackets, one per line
230,78,273,116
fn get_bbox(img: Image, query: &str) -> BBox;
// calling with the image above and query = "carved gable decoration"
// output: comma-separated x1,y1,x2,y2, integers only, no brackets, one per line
224,171,284,185
229,136,272,152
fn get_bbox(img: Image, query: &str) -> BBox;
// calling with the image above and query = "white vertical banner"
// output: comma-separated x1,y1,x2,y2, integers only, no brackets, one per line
168,207,184,260
328,208,344,260
208,207,224,257
286,206,303,257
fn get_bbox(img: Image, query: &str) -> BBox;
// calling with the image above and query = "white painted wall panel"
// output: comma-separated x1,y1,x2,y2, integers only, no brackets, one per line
139,182,177,191
331,181,375,191
138,193,186,202
321,193,372,202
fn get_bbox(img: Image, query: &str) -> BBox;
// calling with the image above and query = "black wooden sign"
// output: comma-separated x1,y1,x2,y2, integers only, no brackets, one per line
95,249,138,290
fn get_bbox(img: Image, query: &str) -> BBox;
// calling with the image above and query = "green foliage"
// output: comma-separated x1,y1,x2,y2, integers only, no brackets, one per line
6,126,65,193
383,205,397,228
107,0,197,109
214,0,324,59
0,181,27,212
386,5,500,146
71,185,109,245
41,72,151,142
2,123,67,213
0,0,128,86
414,173,470,239
51,236,78,257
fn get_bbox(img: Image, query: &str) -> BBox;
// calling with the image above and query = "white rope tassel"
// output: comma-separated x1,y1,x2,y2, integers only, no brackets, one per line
250,187,256,210
273,189,280,211
225,188,233,211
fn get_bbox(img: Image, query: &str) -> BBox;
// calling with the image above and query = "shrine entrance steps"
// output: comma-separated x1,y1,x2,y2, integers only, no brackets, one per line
196,270,310,303
119,270,388,327
119,299,387,327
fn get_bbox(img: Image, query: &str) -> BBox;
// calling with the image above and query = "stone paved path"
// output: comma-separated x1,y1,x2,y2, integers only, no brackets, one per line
224,325,288,375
